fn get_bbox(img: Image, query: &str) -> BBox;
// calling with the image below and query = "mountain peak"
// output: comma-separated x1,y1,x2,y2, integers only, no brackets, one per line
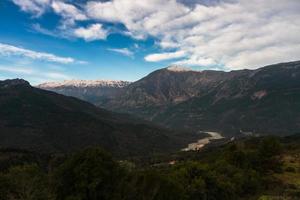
0,79,30,88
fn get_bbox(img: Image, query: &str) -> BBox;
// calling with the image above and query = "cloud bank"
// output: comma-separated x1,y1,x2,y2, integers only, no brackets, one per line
11,0,300,70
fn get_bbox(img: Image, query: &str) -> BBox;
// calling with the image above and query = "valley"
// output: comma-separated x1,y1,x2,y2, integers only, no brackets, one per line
1,63,300,200
2,0,300,199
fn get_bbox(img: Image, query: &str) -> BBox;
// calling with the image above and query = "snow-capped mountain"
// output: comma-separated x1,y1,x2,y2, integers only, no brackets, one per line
38,80,130,88
37,80,131,105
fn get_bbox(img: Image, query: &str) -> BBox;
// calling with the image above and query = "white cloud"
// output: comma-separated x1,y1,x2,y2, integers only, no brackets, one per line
84,0,300,69
107,48,134,57
13,0,89,38
85,1,120,22
12,0,300,69
11,0,86,21
12,0,50,16
51,1,87,29
145,51,186,62
74,24,108,41
158,40,180,49
226,44,300,69
0,43,80,64
51,1,87,21
85,0,189,38
15,1,106,41
174,55,217,67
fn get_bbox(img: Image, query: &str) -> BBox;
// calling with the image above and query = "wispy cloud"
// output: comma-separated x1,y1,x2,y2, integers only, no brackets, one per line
107,48,134,57
12,0,50,17
84,0,300,69
0,43,85,64
14,1,105,41
32,24,61,38
0,66,34,75
43,72,71,80
0,65,73,84
145,51,186,62
51,1,87,21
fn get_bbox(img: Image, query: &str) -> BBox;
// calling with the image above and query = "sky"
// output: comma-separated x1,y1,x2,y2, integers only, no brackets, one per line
0,0,299,84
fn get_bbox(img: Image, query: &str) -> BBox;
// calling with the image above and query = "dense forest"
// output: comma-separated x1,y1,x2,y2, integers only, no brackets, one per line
0,135,299,200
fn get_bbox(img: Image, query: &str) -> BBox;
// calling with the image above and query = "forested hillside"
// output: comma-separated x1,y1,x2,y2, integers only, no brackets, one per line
0,135,299,200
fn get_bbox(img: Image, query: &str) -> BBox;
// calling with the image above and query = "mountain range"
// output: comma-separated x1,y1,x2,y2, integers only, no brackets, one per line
38,80,130,105
0,79,199,157
39,61,300,136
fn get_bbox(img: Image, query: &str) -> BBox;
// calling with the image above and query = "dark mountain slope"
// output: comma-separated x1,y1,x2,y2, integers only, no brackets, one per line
149,62,300,134
103,61,300,136
36,61,300,136
0,79,199,157
102,67,236,119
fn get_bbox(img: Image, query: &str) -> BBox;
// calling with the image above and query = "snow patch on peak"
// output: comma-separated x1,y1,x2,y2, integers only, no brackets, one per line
167,65,192,72
38,80,131,88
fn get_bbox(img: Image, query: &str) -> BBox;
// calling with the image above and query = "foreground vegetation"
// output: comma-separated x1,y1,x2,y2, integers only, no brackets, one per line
0,136,299,200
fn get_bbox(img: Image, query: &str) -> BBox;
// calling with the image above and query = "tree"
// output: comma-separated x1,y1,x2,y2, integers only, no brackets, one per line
258,137,283,173
122,170,186,200
52,147,125,200
3,164,53,200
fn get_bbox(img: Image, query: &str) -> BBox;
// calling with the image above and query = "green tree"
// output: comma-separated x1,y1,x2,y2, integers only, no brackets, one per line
172,162,208,200
0,173,10,200
258,137,283,173
123,170,186,200
52,147,125,200
3,164,52,200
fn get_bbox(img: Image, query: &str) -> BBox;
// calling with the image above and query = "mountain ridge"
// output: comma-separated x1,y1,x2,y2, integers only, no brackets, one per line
38,79,131,88
37,79,131,105
0,79,200,157
37,60,300,136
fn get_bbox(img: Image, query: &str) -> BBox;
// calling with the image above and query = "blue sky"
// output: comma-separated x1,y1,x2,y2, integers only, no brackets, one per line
0,0,299,84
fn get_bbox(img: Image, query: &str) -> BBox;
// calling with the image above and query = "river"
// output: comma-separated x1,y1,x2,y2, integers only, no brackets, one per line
182,131,224,151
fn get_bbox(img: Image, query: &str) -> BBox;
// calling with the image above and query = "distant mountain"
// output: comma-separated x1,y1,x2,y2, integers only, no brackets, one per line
103,61,300,136
0,79,199,157
38,61,300,137
37,80,131,105
105,65,234,107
